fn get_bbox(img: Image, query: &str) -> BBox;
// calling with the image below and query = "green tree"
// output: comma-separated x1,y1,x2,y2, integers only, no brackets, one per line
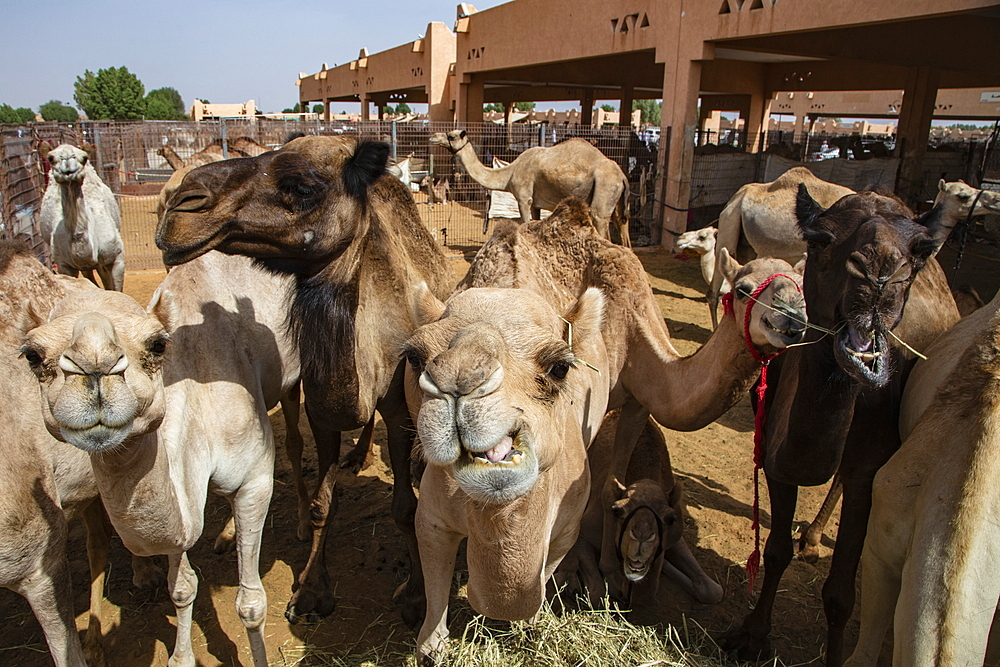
0,104,37,123
632,99,661,126
483,102,504,112
513,101,535,112
282,107,297,113
144,87,186,120
395,101,411,114
311,104,324,114
38,100,79,122
74,67,146,120
600,103,616,112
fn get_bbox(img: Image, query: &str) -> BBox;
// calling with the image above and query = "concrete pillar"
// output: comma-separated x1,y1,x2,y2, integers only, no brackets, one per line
581,89,594,127
793,114,806,144
458,74,484,123
896,66,941,205
620,83,634,129
657,59,702,244
361,96,371,121
748,90,773,152
323,99,331,122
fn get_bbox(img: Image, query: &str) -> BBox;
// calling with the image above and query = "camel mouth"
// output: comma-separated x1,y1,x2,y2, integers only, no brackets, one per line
156,219,227,266
52,165,85,181
59,422,133,454
624,558,651,582
762,312,807,347
835,325,889,387
453,428,539,504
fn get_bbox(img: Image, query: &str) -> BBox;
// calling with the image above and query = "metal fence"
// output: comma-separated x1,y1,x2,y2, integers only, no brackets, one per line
0,119,661,272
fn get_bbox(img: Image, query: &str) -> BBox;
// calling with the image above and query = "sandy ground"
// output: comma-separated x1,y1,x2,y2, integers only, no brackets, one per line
0,249,854,667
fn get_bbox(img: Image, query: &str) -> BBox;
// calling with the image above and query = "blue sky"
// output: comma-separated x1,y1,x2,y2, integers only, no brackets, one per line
0,0,506,114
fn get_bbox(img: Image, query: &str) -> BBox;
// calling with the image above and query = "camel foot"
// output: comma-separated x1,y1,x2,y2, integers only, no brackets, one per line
717,625,773,662
338,445,373,474
795,542,822,564
296,517,312,542
393,576,426,632
284,586,337,625
131,555,166,590
82,615,105,667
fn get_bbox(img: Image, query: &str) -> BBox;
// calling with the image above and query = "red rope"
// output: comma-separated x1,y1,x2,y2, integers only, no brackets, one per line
730,273,798,592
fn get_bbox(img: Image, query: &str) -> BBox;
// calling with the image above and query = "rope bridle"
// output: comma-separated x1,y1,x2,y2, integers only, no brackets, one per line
722,272,800,591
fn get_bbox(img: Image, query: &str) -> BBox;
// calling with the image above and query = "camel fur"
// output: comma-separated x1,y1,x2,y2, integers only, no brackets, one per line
155,135,452,628
38,143,125,291
431,129,631,246
557,409,723,611
720,187,961,666
403,198,807,660
23,251,301,667
844,286,1000,667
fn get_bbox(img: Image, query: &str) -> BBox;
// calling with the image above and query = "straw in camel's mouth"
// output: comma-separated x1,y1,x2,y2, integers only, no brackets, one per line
836,325,889,387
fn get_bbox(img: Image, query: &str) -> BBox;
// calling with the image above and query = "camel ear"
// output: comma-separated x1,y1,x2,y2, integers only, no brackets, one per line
17,298,46,338
38,141,53,162
147,285,178,333
938,178,947,194
719,247,742,286
796,183,833,248
343,140,389,199
562,287,605,349
912,205,950,258
792,255,807,276
82,143,98,159
409,282,446,327
459,129,467,140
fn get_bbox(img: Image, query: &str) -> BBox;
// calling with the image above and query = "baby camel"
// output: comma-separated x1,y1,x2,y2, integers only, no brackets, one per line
23,251,300,667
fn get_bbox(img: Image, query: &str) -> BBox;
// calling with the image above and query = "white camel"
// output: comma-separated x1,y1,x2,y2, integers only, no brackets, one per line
675,225,731,295
23,251,301,667
430,129,631,245
38,143,125,291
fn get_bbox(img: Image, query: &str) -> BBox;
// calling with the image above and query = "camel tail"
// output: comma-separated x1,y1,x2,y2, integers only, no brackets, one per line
612,176,631,248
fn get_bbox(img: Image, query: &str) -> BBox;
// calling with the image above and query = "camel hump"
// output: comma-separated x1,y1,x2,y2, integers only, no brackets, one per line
546,197,595,229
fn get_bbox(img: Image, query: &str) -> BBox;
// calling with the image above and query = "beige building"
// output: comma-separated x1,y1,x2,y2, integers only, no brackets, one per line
190,99,257,121
299,0,1000,242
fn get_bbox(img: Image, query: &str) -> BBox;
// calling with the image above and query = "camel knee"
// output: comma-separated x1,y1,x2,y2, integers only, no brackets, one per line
168,567,198,611
236,586,267,631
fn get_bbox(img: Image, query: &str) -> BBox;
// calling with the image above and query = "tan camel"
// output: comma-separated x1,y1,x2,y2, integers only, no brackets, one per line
155,135,452,628
403,199,807,659
934,178,1000,227
676,225,731,295
557,409,723,610
0,240,161,667
844,288,1000,666
38,143,125,291
708,167,852,328
430,129,631,245
23,251,301,667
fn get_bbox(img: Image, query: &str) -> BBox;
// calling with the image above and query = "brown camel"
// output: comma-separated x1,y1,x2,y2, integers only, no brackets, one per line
844,288,1000,666
0,240,161,667
430,129,630,245
23,251,302,667
557,409,723,611
709,167,853,328
155,135,452,627
719,186,960,666
402,199,808,659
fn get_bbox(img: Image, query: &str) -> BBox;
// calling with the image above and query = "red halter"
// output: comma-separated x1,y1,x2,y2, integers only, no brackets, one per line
724,273,799,591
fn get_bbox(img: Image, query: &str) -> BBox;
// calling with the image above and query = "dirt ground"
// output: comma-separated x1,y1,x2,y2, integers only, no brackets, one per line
1,248,858,667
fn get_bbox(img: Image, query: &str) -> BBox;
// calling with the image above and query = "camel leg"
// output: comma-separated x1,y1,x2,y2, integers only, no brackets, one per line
517,196,533,224
130,553,165,590
710,198,743,330
822,479,873,667
381,367,426,631
284,421,340,624
719,476,799,661
165,552,198,667
415,487,462,665
600,397,649,599
662,537,724,604
279,382,312,541
81,501,110,667
842,542,899,667
231,475,273,667
56,264,80,279
16,518,88,667
95,257,123,292
213,515,237,554
576,540,607,609
339,414,375,474
797,473,842,563
551,539,586,610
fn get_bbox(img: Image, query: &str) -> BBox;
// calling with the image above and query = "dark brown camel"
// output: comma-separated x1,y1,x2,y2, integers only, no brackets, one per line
719,186,960,665
155,135,452,627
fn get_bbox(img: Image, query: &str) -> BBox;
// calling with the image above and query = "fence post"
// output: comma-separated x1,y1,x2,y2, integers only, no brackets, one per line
221,119,229,159
391,121,398,164
0,133,10,239
538,124,545,148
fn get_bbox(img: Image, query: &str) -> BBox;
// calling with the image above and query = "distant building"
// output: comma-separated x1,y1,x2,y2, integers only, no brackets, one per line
190,99,257,121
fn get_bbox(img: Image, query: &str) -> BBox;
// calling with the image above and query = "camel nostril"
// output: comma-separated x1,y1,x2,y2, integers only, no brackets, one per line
169,190,213,213
58,354,86,375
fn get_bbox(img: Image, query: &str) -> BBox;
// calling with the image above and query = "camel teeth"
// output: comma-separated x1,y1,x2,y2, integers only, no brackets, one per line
510,453,523,465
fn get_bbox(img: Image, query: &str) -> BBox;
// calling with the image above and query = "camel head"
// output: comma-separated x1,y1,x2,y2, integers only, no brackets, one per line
935,179,1000,220
42,143,97,183
403,285,606,505
21,290,169,453
429,129,470,153
611,479,681,583
718,249,807,350
156,135,392,275
675,225,717,257
796,184,947,387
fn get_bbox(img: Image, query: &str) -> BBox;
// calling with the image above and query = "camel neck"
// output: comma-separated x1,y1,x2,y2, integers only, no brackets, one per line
454,143,512,191
59,180,85,234
700,250,715,286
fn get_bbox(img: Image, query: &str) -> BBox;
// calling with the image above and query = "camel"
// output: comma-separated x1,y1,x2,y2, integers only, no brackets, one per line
402,198,808,659
154,135,452,627
38,143,125,291
155,137,268,219
708,167,852,328
430,129,631,246
557,409,723,611
676,225,732,295
719,186,960,666
932,178,1000,239
23,250,302,667
0,240,161,667
843,286,1000,666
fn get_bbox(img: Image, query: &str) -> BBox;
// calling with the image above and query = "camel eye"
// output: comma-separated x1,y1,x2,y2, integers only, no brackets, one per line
294,182,316,198
403,349,425,374
548,361,570,380
21,347,43,367
735,282,752,299
148,336,168,356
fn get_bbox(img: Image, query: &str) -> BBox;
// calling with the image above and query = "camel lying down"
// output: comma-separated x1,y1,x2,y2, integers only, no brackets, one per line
557,409,723,611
